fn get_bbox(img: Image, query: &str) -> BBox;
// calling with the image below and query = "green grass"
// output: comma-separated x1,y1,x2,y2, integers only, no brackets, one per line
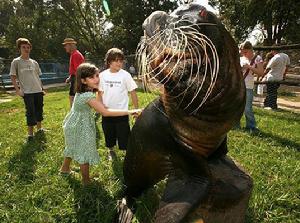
0,87,299,223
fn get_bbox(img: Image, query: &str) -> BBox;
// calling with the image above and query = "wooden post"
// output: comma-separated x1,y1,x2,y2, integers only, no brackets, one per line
186,156,253,223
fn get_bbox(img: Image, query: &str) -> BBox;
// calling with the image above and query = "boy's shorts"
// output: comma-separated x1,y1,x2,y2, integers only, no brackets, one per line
69,75,76,96
23,92,44,126
102,115,130,150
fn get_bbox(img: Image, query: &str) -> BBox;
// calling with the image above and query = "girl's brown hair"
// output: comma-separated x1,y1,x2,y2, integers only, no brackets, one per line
75,63,98,93
16,38,32,49
104,48,124,68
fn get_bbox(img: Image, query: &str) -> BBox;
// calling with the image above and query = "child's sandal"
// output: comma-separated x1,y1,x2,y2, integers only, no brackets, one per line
59,170,75,177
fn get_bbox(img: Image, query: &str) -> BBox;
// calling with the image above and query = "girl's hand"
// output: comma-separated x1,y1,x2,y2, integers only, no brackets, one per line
129,109,143,118
42,90,46,96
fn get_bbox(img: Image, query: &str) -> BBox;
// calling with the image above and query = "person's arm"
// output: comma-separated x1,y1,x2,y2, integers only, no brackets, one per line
87,98,139,117
130,90,139,109
283,66,289,80
9,60,23,97
11,75,23,97
35,61,45,95
250,62,264,77
96,91,104,104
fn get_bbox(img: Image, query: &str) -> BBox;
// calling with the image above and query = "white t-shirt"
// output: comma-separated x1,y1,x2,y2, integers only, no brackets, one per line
9,57,43,94
99,69,138,110
266,53,290,81
240,55,263,89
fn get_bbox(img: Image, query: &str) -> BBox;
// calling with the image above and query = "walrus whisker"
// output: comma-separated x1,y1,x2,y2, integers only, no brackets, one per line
167,35,191,96
142,31,173,74
164,29,195,99
163,28,207,104
137,29,171,87
173,38,198,99
142,34,169,70
174,44,198,106
137,28,168,64
158,28,190,89
137,19,220,110
191,37,219,113
193,48,217,110
185,41,209,110
178,32,209,100
182,31,219,112
147,31,184,85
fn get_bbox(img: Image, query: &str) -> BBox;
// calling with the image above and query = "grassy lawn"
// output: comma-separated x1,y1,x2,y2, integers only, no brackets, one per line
0,87,299,223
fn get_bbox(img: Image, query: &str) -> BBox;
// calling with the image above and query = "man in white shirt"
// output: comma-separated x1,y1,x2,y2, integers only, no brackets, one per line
98,48,139,160
264,48,290,110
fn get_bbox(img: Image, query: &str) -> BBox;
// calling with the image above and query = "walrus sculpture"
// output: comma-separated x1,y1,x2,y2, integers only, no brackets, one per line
116,3,253,223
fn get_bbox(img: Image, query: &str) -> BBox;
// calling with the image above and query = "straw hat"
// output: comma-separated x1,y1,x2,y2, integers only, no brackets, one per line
62,38,77,45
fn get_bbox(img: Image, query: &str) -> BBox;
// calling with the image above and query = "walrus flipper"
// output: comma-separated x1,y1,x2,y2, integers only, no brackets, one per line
114,198,134,223
154,156,210,223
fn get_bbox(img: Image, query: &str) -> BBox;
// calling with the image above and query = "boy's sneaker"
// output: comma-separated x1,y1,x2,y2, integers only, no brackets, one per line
36,128,48,133
264,107,272,110
108,150,117,161
27,135,34,142
245,127,260,134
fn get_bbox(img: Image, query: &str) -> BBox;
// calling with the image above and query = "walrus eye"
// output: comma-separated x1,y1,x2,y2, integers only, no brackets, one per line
199,9,207,18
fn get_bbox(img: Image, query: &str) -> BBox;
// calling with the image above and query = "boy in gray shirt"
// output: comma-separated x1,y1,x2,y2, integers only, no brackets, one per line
10,38,45,142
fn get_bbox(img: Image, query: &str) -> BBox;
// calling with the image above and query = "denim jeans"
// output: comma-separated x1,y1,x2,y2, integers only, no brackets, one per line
244,88,256,129
235,88,256,129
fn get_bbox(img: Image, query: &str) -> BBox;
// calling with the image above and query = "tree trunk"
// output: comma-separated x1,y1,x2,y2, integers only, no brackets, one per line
186,156,253,223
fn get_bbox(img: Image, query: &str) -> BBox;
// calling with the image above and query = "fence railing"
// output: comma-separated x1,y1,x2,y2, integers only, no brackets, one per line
0,56,138,90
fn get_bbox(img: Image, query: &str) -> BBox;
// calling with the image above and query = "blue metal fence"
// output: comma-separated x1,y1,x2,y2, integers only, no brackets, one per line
0,55,137,90
0,59,69,89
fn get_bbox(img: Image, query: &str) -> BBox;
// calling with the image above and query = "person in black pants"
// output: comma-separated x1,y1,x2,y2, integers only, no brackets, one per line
10,38,45,142
263,48,290,110
98,48,139,160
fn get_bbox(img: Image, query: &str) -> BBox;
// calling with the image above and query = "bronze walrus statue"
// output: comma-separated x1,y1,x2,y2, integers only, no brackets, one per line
115,3,246,223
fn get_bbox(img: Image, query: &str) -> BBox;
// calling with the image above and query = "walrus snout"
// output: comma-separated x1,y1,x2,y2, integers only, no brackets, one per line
143,11,168,37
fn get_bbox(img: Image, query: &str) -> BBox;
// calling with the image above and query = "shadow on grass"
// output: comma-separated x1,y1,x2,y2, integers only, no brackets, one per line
45,86,68,93
256,130,300,152
8,132,47,183
245,207,256,223
65,176,115,223
112,154,125,182
257,109,300,123
110,153,161,223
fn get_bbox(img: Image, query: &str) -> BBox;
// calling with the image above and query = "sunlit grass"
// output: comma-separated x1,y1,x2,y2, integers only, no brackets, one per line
0,87,299,222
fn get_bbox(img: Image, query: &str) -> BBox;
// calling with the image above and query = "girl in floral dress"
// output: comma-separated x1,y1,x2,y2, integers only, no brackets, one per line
60,63,140,185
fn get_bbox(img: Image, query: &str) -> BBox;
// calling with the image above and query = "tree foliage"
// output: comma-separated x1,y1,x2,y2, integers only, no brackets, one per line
210,0,300,45
0,0,177,59
107,0,177,54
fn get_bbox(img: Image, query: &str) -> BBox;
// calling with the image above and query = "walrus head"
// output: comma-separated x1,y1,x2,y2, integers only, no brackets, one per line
138,3,245,121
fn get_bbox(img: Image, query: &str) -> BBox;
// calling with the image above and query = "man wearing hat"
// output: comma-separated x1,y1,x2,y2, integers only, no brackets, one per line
62,38,85,107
